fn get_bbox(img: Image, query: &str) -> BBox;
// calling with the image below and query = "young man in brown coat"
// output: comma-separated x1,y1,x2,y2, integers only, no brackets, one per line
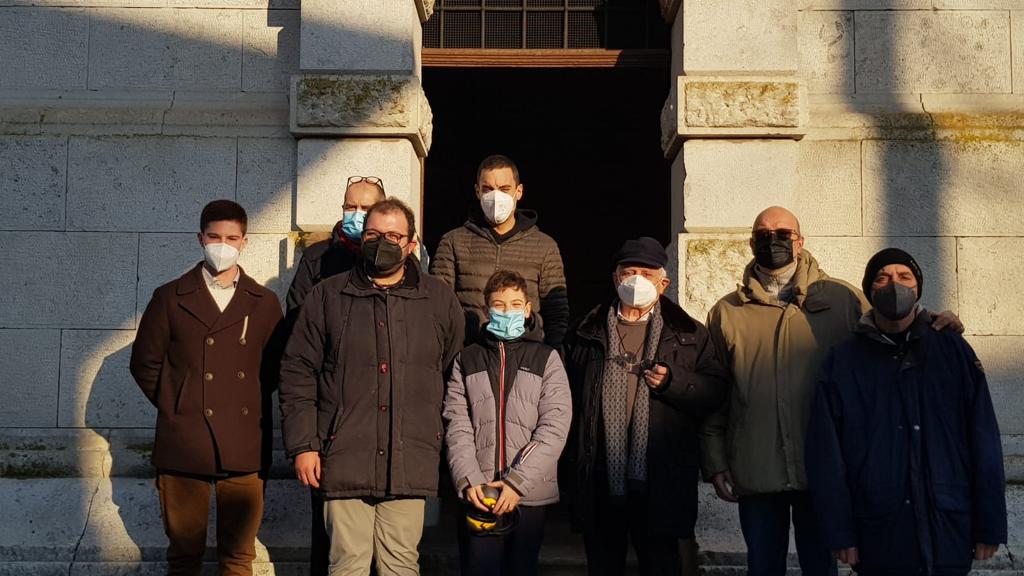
131,199,284,576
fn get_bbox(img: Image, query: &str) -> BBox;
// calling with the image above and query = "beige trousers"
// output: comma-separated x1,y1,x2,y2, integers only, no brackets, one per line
323,497,425,576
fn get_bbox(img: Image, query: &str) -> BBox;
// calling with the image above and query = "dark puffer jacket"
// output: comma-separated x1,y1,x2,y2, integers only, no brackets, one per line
279,261,465,498
562,297,730,537
431,209,569,348
807,310,1007,576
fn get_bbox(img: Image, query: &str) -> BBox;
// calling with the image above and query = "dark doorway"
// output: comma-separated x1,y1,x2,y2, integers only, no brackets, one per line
422,66,672,324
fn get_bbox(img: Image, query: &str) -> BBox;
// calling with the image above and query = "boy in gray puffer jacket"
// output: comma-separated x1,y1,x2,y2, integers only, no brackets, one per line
443,269,572,576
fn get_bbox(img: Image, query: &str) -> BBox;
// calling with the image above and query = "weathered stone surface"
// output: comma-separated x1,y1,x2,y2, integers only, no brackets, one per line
136,233,292,316
0,330,60,428
291,75,432,156
67,136,236,232
296,138,421,232
682,0,798,75
300,0,418,73
806,0,1024,7
863,141,1024,236
855,11,1011,93
681,140,800,231
0,136,67,230
799,10,853,94
1014,11,1024,95
808,236,958,314
88,8,243,90
0,429,110,479
59,330,154,429
161,92,290,135
959,238,1024,336
685,81,802,128
795,140,860,236
236,138,296,234
0,232,137,328
677,233,957,325
243,9,299,92
0,478,99,561
968,336,1024,435
0,8,88,89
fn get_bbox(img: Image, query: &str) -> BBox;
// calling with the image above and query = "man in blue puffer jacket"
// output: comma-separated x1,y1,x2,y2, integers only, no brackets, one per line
807,248,1007,576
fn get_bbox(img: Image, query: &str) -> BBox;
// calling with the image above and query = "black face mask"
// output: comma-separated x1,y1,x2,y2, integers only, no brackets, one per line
362,238,406,277
753,236,795,270
871,282,918,321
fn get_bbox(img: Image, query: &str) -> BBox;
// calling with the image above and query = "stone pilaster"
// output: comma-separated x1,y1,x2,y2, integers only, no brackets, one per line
291,0,431,232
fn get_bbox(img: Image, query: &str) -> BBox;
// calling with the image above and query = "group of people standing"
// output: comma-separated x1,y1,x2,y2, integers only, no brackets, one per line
131,154,1007,576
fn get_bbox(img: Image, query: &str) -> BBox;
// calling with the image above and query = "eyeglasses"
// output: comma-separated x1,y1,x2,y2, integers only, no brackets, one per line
752,228,800,242
346,176,385,193
363,229,408,244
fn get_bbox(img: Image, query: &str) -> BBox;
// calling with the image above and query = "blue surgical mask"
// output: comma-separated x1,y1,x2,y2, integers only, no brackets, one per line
486,309,527,341
341,210,367,240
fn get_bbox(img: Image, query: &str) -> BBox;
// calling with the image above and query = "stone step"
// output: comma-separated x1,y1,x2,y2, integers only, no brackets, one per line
1,478,1021,574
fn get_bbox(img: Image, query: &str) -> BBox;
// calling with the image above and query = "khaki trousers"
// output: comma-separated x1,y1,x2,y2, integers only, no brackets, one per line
156,471,264,576
323,497,425,576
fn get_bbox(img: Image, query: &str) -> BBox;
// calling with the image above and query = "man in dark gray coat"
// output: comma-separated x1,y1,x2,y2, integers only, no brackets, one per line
431,154,569,347
280,198,465,575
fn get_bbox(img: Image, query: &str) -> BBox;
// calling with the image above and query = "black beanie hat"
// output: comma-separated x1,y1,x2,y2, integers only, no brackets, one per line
862,247,923,303
614,237,668,269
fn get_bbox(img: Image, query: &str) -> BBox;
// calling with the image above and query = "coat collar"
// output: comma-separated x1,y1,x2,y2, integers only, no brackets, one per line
854,306,931,347
574,296,698,346
343,259,428,299
175,262,266,330
736,250,830,310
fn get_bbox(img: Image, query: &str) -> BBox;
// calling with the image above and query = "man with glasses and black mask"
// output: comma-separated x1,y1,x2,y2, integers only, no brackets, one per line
280,198,464,576
700,206,964,576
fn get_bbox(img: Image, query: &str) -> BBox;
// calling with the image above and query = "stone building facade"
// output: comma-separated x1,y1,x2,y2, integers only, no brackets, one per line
1,0,1022,570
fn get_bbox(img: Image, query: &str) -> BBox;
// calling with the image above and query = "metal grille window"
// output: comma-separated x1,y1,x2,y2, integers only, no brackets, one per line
423,0,668,50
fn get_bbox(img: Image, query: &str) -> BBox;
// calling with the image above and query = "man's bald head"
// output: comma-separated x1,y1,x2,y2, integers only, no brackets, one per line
752,206,801,234
750,205,805,266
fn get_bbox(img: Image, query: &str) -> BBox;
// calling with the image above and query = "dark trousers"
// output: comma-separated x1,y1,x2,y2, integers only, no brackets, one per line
583,489,683,576
737,491,837,576
310,488,329,576
458,505,546,576
156,471,264,576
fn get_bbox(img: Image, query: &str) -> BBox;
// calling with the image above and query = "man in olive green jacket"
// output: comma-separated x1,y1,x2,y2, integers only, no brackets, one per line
700,206,961,576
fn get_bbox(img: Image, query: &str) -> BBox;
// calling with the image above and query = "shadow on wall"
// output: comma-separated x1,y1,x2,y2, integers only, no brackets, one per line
0,2,423,567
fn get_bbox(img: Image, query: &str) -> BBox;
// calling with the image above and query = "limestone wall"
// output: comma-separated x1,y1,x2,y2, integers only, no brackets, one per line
665,1,1024,466
0,2,302,431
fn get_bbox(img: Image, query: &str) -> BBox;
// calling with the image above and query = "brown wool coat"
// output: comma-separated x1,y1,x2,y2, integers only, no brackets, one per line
131,263,285,476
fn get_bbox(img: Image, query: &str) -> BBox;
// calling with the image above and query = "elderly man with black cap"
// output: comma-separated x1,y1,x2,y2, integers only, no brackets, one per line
562,237,730,576
806,247,1007,576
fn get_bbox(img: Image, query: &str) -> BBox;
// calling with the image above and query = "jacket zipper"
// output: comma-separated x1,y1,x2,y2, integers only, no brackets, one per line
498,341,507,473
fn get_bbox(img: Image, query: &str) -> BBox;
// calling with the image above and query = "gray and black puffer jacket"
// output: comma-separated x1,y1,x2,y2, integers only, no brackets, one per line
443,317,572,506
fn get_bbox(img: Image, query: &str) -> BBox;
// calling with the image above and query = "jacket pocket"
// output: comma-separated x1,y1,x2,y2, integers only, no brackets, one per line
173,369,189,414
933,483,971,513
932,483,973,570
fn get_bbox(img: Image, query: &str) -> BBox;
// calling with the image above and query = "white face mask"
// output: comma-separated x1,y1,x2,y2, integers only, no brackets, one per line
617,274,659,309
480,190,516,225
204,242,240,273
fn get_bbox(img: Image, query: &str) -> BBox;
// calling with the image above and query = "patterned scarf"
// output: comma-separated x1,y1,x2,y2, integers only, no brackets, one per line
601,302,663,496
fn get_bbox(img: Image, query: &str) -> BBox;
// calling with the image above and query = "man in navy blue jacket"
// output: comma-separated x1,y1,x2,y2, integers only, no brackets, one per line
806,248,1006,576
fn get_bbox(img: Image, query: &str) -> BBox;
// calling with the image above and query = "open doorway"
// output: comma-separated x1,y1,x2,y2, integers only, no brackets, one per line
422,66,671,323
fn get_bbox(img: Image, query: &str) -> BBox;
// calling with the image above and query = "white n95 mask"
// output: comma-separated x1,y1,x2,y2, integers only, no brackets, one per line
204,242,240,273
617,275,659,309
480,190,516,225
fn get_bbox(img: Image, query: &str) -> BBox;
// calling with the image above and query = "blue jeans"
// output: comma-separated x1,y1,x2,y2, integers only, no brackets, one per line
738,491,837,576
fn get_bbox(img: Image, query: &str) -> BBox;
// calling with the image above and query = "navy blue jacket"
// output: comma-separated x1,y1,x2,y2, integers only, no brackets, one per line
807,309,1006,575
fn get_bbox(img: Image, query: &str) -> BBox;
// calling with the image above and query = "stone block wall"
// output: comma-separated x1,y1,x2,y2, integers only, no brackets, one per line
667,1,1024,461
0,1,301,432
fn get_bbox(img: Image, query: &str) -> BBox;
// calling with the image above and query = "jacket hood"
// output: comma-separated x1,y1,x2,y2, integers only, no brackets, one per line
573,296,698,345
854,305,931,346
465,208,539,241
738,250,829,307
